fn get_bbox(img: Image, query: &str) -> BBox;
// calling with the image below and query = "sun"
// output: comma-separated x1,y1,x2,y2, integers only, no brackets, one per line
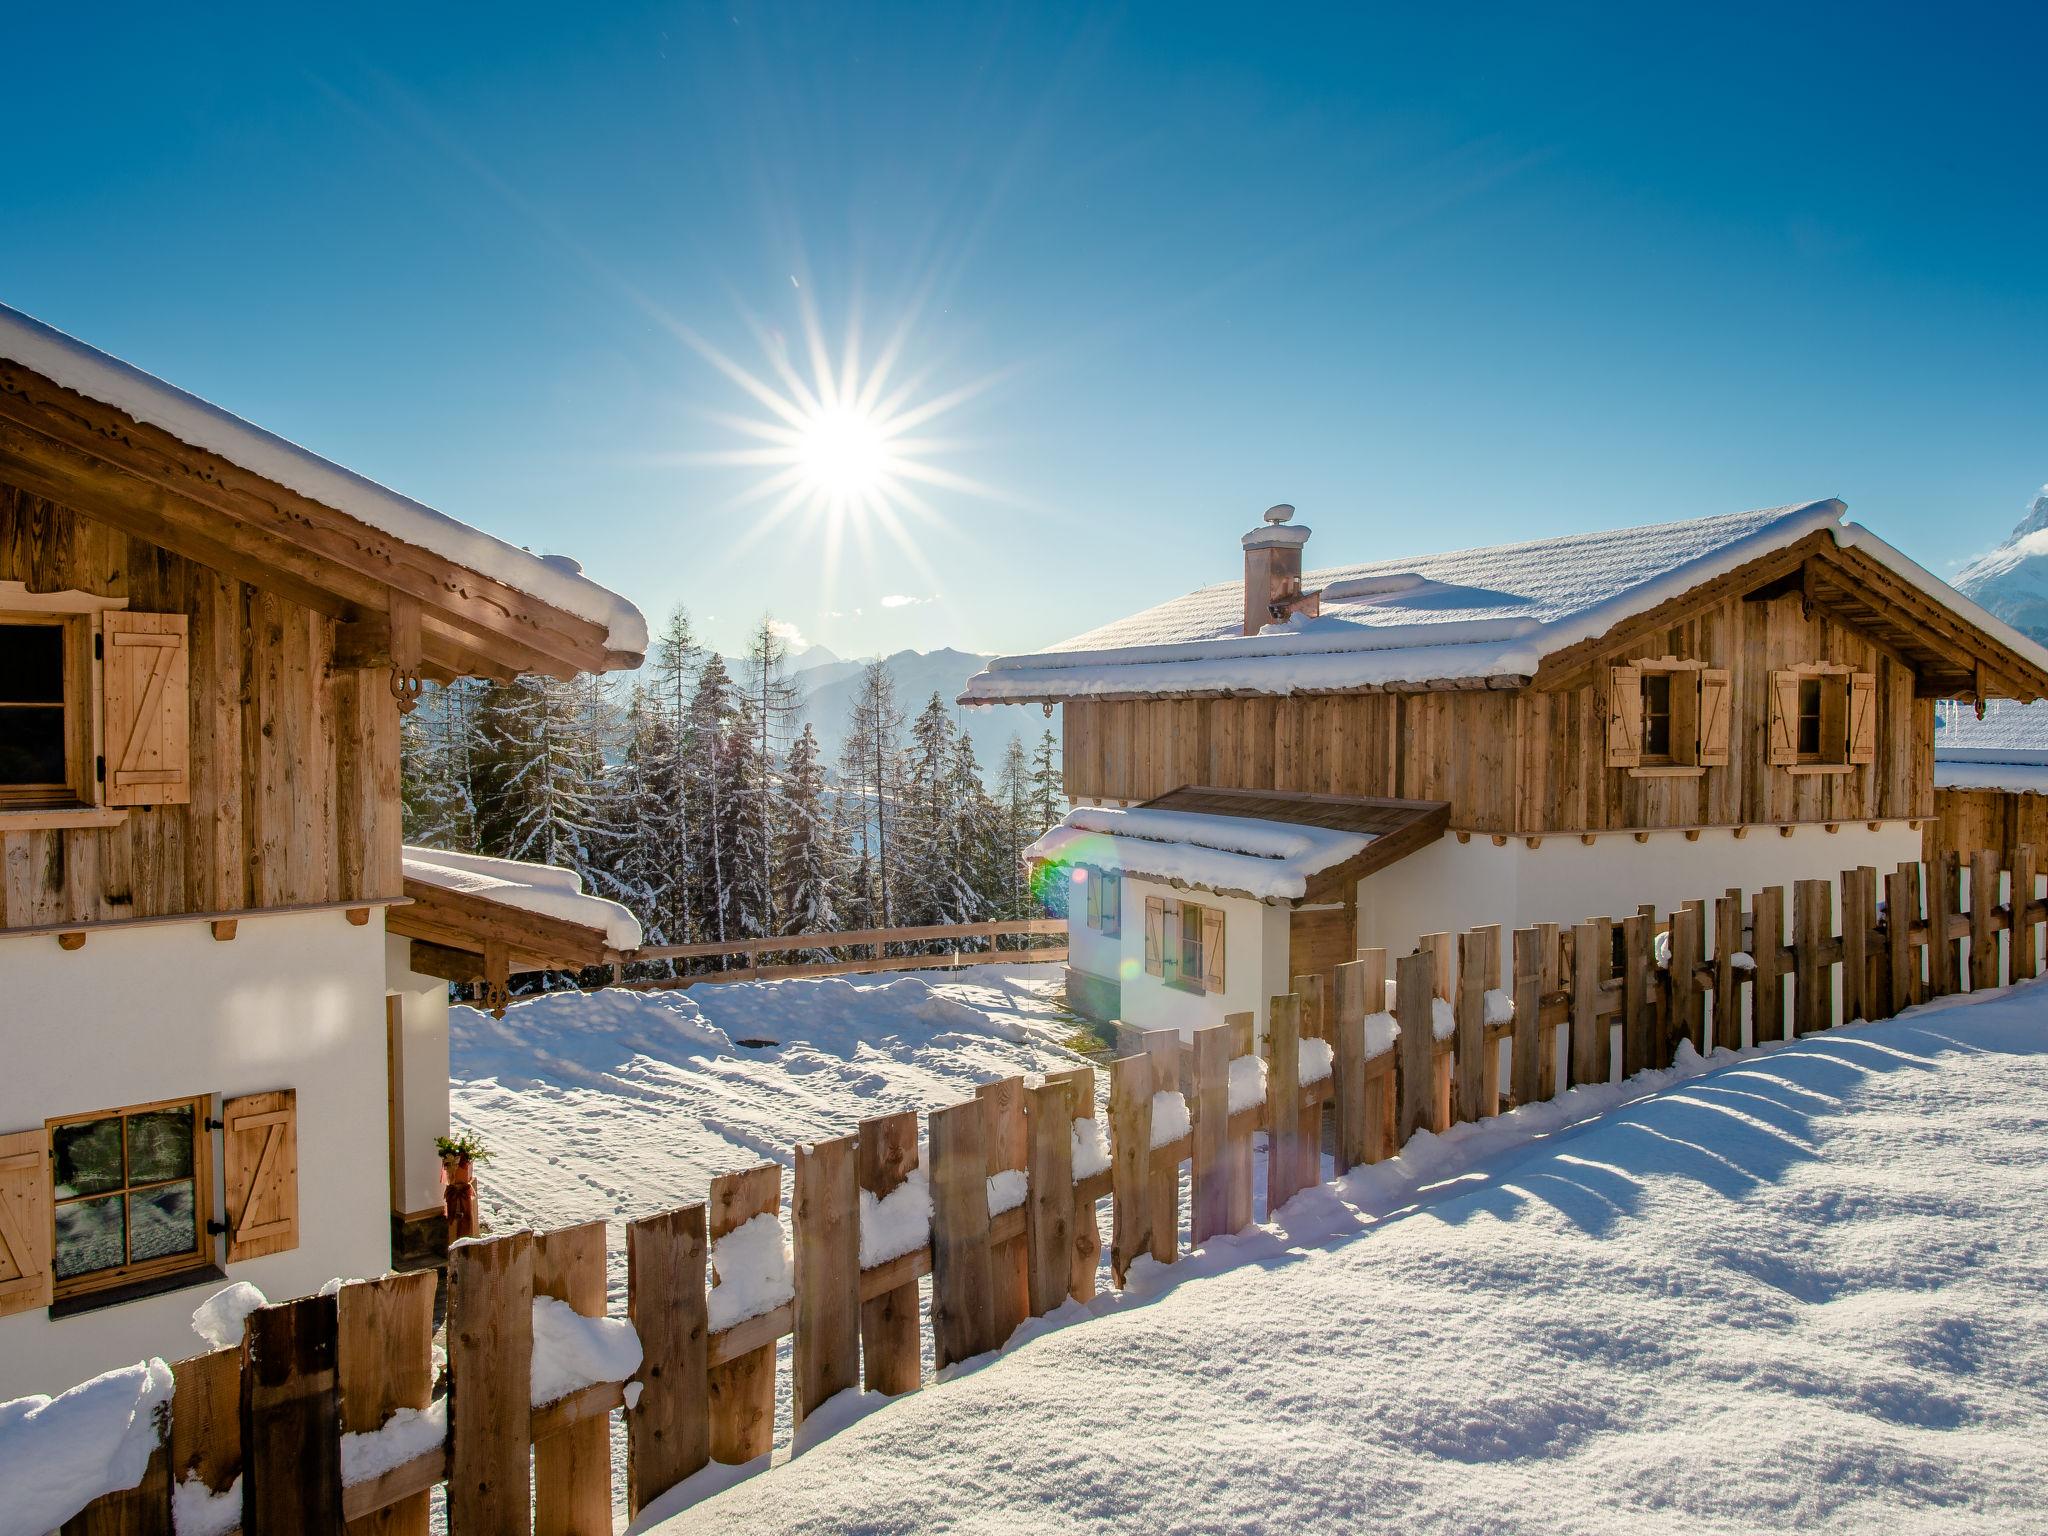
795,404,893,501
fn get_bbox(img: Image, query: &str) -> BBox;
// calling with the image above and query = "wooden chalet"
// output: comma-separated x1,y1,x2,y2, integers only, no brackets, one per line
977,499,2048,1034
0,302,645,1397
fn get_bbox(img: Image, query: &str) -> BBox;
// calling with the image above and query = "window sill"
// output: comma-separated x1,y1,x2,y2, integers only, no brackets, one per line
51,1263,225,1320
1785,764,1856,777
0,804,127,832
1627,765,1706,780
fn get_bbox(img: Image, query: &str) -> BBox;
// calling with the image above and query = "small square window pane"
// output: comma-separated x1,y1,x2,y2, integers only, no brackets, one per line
53,1118,125,1198
0,706,66,785
127,1107,195,1183
54,1194,126,1279
0,624,65,703
128,1183,197,1264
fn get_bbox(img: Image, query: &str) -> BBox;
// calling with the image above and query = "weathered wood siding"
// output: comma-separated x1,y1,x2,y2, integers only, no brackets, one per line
1063,591,1934,834
1,483,402,927
1927,786,2048,867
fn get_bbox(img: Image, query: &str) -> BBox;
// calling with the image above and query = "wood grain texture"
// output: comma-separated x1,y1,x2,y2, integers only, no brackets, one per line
1043,1065,1102,1301
338,1271,437,1536
1108,1053,1154,1285
1140,1030,1182,1261
855,1111,921,1395
707,1164,781,1464
242,1295,345,1535
975,1076,1030,1344
1025,1079,1076,1311
446,1232,534,1534
626,1203,709,1514
534,1222,611,1536
792,1135,861,1426
928,1099,995,1369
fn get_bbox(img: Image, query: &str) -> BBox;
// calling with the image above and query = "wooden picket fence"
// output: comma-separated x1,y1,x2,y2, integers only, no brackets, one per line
56,847,2044,1535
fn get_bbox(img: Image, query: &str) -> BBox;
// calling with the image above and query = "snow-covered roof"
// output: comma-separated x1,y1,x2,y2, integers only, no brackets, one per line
963,500,2048,701
1931,700,2048,794
403,846,643,950
1025,806,1374,903
0,302,647,658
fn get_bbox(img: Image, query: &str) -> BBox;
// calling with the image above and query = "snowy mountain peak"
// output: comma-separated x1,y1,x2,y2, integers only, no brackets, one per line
1953,483,2048,644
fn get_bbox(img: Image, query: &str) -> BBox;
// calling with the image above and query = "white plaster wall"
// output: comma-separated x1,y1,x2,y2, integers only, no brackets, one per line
1114,878,1291,1042
1359,821,1925,969
1064,868,1125,982
384,937,452,1217
0,910,391,1398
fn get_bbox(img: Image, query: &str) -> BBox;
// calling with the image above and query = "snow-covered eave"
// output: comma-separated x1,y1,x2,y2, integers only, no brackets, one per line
1834,523,2048,686
0,302,648,663
400,846,643,952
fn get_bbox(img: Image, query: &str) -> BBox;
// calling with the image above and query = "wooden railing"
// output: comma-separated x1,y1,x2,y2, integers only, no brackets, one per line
617,918,1067,989
55,847,2042,1534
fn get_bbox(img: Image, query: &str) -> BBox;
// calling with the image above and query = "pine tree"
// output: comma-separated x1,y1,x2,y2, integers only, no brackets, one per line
742,617,805,933
400,682,475,849
648,607,700,957
838,661,906,927
776,723,840,950
992,734,1034,919
943,727,1003,933
1027,727,1068,918
724,692,773,939
896,693,957,930
683,652,741,955
469,673,606,875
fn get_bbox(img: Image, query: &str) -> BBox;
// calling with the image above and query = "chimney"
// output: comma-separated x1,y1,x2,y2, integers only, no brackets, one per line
1242,503,1315,635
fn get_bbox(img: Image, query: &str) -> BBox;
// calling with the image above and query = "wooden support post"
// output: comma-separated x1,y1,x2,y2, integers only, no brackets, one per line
1793,878,1834,1036
1353,951,1393,1159
1713,889,1743,1053
1929,851,1961,997
1291,975,1327,1192
338,1271,436,1536
974,1076,1030,1344
1752,886,1786,1044
929,1099,996,1367
1885,864,1918,1019
792,1135,861,1426
1839,867,1874,1023
1331,962,1369,1172
626,1203,710,1515
1394,950,1435,1147
1620,913,1653,1078
1453,932,1486,1122
534,1222,611,1536
446,1234,532,1534
855,1111,921,1395
1419,932,1453,1127
1509,928,1541,1108
1025,1079,1075,1310
1223,1014,1258,1226
2012,845,2039,984
1109,1053,1154,1284
1191,1023,1232,1240
1141,1029,1182,1260
706,1165,780,1463
1265,992,1302,1217
1669,901,1705,1065
1536,925,1562,1101
1571,919,1611,1086
242,1294,345,1535
170,1349,240,1534
1044,1065,1102,1301
1969,848,2000,993
1478,925,1503,1114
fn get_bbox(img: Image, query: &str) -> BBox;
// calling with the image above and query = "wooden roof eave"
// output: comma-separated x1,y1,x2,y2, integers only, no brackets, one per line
0,358,641,680
389,876,624,974
1298,800,1452,904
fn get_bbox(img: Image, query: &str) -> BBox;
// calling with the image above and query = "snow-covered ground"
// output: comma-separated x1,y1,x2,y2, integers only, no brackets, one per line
650,982,2048,1534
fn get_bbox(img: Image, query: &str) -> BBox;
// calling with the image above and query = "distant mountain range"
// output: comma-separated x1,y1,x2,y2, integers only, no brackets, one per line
1955,485,2048,643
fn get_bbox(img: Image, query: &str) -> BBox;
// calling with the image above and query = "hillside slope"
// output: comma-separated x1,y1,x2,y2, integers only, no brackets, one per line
1954,484,2048,642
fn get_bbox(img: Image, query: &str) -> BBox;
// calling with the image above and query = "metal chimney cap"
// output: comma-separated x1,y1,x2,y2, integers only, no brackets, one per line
1262,503,1296,524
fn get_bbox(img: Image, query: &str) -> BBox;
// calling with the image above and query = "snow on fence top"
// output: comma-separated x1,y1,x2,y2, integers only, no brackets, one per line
402,845,644,949
1025,806,1371,902
961,499,2048,700
0,302,647,656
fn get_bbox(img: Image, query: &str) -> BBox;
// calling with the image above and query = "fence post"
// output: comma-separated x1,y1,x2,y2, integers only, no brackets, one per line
1669,901,1705,1062
1108,1053,1154,1286
1793,878,1834,1035
792,1135,861,1426
1570,918,1610,1085
534,1222,611,1536
169,1348,239,1536
928,1099,996,1367
1712,889,1743,1051
240,1294,344,1536
1353,950,1393,1157
1419,932,1453,1127
1929,851,1960,996
1840,867,1875,1023
1141,1030,1183,1261
1394,950,1435,1146
445,1234,531,1534
1025,1078,1075,1309
975,1076,1030,1343
1510,928,1542,1107
1753,886,1787,1043
1884,864,1917,1018
1265,992,1302,1217
1292,975,1327,1192
337,1270,436,1536
1223,1014,1257,1227
707,1165,781,1463
1454,932,1487,1122
625,1203,710,1516
1044,1064,1103,1301
1190,1023,1232,1239
2012,844,2039,983
1969,848,2000,992
854,1112,921,1395
1331,961,1369,1171
1535,925,1562,1099
1620,912,1654,1076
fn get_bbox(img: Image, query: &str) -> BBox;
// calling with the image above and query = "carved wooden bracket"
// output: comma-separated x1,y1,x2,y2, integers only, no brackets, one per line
389,590,425,713
482,937,510,1019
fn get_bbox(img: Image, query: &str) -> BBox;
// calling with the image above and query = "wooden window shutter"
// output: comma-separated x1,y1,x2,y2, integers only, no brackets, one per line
1102,872,1121,938
0,1129,53,1318
1084,867,1102,930
1767,670,1800,766
101,612,191,807
1144,895,1166,976
1200,906,1226,993
1697,669,1732,767
1848,672,1877,765
1605,665,1642,768
223,1090,299,1262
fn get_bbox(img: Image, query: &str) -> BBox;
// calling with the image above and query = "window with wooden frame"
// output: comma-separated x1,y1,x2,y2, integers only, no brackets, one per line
0,617,94,810
1144,894,1226,994
1769,665,1875,773
1099,870,1121,938
1605,659,1730,776
47,1097,212,1300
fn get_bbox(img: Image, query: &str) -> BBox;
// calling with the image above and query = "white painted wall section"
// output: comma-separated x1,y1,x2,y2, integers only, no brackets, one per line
384,937,452,1218
1114,877,1291,1041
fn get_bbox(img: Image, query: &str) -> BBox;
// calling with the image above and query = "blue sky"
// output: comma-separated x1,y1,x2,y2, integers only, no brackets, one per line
8,3,2046,661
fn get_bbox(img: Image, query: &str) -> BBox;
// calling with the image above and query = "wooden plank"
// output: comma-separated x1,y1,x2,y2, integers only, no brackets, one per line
706,1164,781,1463
1713,889,1743,1052
975,1076,1031,1345
1453,932,1487,1121
1509,929,1542,1108
61,1439,171,1535
1969,848,2001,992
532,1221,611,1536
855,1111,921,1396
338,1270,437,1536
1330,961,1369,1170
1291,974,1327,1191
1752,886,1786,1044
1044,1065,1102,1301
1476,924,1503,1113
242,1294,344,1536
791,1135,861,1427
1886,864,1918,1019
169,1348,241,1504
1840,866,1874,1023
1928,851,1960,996
2012,845,2038,983
637,917,1065,962
1140,1030,1184,1262
1535,926,1562,1101
626,1202,709,1514
1394,949,1436,1147
1571,919,1611,1085
928,1099,996,1368
1025,1079,1076,1310
1620,913,1653,1077
1108,1053,1154,1284
1189,1023,1233,1241
1794,878,1834,1036
1220,1015,1258,1222
1669,902,1705,1065
1264,992,1303,1216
